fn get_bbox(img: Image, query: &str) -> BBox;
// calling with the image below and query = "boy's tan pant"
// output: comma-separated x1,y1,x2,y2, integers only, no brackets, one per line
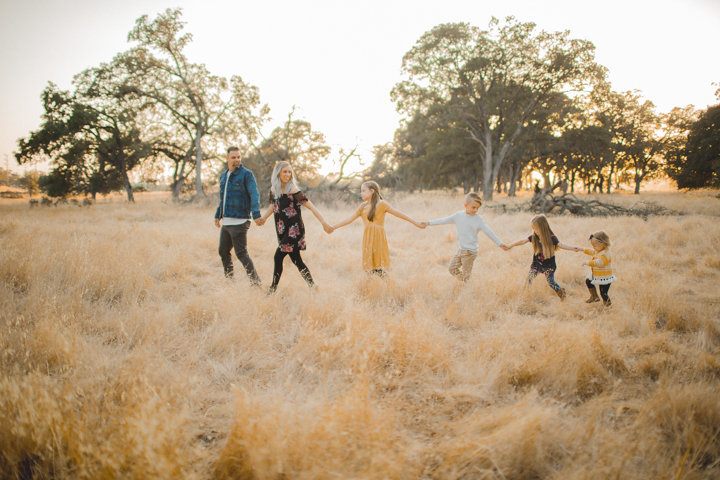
448,249,478,282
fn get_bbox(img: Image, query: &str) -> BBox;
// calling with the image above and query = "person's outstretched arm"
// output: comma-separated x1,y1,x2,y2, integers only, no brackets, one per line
331,209,361,230
304,199,334,233
505,237,530,249
476,216,507,249
421,213,455,228
255,205,274,226
558,242,582,252
385,203,425,228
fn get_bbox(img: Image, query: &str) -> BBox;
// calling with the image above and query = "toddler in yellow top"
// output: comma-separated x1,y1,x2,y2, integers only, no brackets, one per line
582,231,616,306
331,181,425,275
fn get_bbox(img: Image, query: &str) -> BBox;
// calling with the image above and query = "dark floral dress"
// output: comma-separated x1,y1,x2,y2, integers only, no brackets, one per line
528,234,559,272
271,191,308,252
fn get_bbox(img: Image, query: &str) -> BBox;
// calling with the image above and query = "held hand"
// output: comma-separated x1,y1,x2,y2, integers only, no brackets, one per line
214,218,220,228
254,218,264,226
420,221,429,228
500,243,510,251
416,221,427,229
574,247,582,252
323,223,334,234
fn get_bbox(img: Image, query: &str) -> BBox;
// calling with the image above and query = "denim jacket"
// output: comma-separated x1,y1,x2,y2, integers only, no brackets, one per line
214,166,261,220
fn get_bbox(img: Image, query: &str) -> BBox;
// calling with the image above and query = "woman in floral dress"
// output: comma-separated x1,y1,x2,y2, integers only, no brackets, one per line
257,161,333,293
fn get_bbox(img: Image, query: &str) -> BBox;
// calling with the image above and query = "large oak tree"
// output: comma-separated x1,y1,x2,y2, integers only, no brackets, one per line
391,17,604,200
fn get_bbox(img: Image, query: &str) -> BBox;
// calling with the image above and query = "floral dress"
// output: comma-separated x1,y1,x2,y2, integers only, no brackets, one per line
528,234,559,273
272,191,308,252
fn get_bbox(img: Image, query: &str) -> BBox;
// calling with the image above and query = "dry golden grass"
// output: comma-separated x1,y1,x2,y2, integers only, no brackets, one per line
1,189,719,479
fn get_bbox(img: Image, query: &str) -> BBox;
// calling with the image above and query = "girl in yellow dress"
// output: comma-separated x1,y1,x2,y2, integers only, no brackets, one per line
331,181,425,275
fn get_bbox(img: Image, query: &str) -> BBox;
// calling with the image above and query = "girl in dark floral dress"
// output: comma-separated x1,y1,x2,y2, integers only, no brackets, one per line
257,161,333,293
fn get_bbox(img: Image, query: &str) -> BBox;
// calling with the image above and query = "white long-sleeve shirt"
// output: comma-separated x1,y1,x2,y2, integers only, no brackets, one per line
429,211,502,252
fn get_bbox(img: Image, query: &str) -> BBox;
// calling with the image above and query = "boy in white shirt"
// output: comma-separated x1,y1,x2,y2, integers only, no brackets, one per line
422,192,508,282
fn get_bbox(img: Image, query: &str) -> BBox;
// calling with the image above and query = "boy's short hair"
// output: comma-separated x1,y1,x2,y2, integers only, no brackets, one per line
465,192,482,205
226,146,240,155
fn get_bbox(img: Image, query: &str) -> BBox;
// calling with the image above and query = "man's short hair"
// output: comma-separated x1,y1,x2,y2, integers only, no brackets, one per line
465,192,482,205
227,146,240,155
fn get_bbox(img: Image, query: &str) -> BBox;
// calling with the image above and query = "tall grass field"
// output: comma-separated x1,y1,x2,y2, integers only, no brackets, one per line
1,189,719,479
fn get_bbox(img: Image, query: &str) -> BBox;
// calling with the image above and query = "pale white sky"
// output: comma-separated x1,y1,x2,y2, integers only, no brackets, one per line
2,0,719,175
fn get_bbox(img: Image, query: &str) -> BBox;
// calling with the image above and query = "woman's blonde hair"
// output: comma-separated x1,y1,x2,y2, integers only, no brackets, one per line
363,181,382,222
590,231,611,248
530,214,556,258
270,161,300,199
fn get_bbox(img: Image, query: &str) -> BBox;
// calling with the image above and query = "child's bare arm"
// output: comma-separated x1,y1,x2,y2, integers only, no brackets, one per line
506,238,530,249
331,211,360,230
386,204,424,228
304,199,334,233
558,242,582,252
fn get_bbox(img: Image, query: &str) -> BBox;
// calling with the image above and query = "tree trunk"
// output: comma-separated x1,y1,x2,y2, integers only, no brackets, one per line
634,175,641,194
121,162,134,203
194,127,203,196
172,178,184,199
543,173,551,190
506,163,516,197
481,135,494,201
171,153,192,200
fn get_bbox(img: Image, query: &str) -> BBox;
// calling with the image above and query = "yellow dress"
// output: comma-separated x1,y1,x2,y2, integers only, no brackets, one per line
357,201,391,271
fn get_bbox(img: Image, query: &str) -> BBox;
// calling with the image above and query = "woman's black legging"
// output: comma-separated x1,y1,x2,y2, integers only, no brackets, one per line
270,249,314,290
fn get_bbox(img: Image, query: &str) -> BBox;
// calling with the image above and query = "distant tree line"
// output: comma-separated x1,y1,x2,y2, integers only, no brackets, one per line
373,19,719,198
0,168,39,197
15,13,718,202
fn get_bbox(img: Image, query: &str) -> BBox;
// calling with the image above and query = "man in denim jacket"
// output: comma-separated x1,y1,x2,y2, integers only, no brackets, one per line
214,146,262,284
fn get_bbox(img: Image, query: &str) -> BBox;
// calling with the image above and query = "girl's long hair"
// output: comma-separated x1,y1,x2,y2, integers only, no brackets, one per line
363,181,382,222
530,214,556,258
270,161,299,199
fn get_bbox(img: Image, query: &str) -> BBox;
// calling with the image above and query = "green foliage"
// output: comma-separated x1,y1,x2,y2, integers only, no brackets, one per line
16,57,154,202
38,170,72,198
666,105,720,189
392,106,482,192
18,171,40,197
